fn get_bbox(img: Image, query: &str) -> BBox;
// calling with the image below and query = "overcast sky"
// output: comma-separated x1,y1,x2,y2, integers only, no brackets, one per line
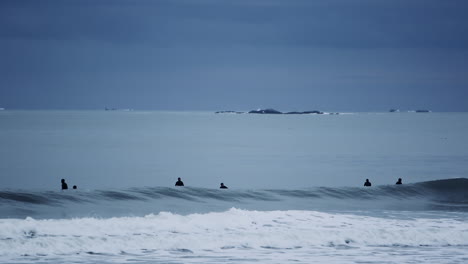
1,0,467,111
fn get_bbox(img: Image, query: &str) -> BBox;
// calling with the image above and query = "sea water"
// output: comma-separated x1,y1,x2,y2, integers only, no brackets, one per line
1,111,468,263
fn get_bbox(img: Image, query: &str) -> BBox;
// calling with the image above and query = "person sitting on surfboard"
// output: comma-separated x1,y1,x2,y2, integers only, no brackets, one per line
396,178,402,185
175,177,184,186
364,179,371,187
220,183,228,189
61,179,68,190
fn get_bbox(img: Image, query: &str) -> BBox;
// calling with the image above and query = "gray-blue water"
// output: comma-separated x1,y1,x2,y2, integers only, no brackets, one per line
1,111,468,263
1,111,467,189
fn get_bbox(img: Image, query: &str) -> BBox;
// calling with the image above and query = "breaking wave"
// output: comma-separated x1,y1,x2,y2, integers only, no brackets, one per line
0,208,467,262
1,179,468,263
1,178,468,219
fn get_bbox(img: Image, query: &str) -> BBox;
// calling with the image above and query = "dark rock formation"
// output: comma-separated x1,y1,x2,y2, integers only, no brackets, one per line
284,110,324,115
284,111,303,114
302,110,324,114
216,108,328,115
248,109,282,114
215,111,244,114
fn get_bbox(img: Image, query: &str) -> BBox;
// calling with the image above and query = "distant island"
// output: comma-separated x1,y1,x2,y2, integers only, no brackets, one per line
216,108,331,115
248,108,283,114
105,108,133,111
389,109,431,113
214,110,244,114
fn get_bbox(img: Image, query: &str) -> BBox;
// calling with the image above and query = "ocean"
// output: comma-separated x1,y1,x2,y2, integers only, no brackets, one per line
1,110,468,263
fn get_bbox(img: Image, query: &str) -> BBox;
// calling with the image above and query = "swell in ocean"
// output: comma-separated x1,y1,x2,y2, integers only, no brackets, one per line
1,178,468,219
1,178,468,263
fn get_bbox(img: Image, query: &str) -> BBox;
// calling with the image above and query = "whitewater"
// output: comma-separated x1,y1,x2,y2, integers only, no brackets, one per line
1,208,468,264
1,180,468,263
1,111,468,263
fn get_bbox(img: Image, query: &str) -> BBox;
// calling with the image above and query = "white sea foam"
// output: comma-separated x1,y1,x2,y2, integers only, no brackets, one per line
1,209,468,263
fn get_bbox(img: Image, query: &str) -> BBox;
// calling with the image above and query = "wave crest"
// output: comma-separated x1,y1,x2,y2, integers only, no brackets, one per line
1,178,467,218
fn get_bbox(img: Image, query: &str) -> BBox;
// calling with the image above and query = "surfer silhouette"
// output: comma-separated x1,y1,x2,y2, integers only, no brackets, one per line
61,179,68,190
73,185,77,189
396,178,402,185
220,183,228,189
175,177,184,186
364,179,372,187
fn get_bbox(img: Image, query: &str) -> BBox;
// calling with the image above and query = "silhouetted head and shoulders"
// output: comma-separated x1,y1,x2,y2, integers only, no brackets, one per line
220,183,228,189
73,185,77,189
175,177,184,186
61,179,68,190
364,179,371,187
396,178,402,185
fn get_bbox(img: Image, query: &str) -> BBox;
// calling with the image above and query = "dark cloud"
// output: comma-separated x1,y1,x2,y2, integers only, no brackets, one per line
1,0,468,49
0,0,468,111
